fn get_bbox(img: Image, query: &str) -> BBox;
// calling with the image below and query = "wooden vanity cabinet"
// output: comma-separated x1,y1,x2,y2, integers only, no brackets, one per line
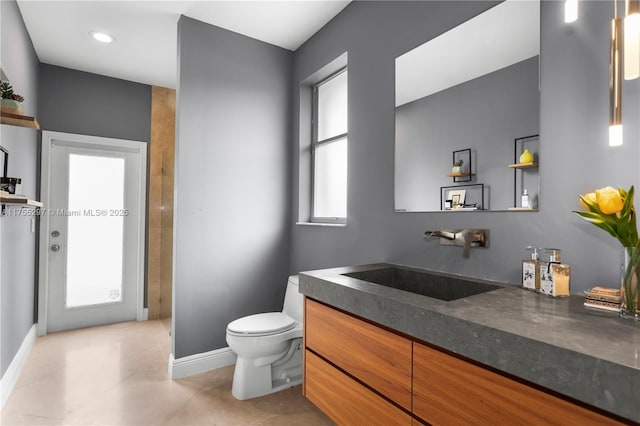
304,298,412,410
305,350,412,425
303,297,623,425
412,342,621,425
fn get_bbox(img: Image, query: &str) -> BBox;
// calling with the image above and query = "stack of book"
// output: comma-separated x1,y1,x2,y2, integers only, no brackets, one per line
584,287,621,312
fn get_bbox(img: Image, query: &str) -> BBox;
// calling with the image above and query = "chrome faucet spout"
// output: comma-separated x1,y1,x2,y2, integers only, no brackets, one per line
424,229,489,258
424,230,457,240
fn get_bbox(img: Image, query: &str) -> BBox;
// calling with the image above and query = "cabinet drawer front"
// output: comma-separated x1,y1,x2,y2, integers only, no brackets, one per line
305,298,412,410
305,350,412,426
413,342,622,425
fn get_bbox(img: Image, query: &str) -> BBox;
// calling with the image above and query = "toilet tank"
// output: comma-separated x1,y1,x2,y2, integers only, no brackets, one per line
282,275,303,323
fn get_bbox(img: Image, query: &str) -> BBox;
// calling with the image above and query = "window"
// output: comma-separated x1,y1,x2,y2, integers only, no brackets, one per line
312,69,347,222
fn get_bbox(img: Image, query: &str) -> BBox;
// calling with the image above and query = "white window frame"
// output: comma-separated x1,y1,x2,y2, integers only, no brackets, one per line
311,67,348,224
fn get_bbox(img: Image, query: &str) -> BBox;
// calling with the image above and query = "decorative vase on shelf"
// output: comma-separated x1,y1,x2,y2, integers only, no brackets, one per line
0,99,24,115
1,81,25,115
621,246,640,320
519,149,533,164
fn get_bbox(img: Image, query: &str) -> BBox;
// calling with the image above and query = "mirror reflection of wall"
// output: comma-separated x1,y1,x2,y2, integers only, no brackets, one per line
394,0,540,212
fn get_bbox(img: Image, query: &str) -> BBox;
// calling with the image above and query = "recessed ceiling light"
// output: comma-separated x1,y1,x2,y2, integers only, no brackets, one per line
90,31,114,44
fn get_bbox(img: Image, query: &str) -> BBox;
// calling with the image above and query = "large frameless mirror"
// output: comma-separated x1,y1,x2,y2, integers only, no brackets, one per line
395,0,540,212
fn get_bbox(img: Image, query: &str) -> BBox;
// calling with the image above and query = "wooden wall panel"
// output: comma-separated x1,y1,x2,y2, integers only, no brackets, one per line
147,86,175,320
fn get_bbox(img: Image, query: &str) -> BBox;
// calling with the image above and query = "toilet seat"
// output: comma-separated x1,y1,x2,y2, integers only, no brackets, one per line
227,312,296,337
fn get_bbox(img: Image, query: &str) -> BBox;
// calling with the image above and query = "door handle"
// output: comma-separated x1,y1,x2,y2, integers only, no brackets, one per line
51,244,60,252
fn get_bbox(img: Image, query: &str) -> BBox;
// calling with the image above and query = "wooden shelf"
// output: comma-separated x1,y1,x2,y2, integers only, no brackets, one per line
0,112,40,129
1,193,43,208
447,172,475,178
508,207,538,212
508,162,538,169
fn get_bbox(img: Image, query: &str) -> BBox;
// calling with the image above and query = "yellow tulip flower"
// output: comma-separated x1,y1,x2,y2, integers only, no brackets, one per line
580,192,597,211
595,186,624,215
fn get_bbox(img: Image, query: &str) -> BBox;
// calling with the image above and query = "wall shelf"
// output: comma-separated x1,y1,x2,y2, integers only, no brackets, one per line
511,135,540,210
507,207,538,212
0,112,40,130
440,183,485,211
1,192,42,208
450,148,473,182
447,172,476,178
508,162,538,169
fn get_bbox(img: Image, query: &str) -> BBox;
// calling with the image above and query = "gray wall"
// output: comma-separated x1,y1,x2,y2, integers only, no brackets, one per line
291,1,639,293
174,17,292,357
0,0,39,378
395,56,540,211
38,64,151,143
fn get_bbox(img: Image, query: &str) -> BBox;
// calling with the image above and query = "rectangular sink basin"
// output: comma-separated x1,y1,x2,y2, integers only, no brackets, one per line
342,267,501,301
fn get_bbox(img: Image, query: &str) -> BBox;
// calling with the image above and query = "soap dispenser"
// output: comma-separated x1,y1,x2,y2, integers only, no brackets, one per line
540,248,571,297
522,246,541,292
521,189,530,209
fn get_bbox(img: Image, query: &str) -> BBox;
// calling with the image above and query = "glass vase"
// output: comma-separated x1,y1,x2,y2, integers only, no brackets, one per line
620,246,640,320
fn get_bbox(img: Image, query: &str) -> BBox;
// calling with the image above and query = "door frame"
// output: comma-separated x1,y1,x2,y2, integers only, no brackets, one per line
37,131,147,336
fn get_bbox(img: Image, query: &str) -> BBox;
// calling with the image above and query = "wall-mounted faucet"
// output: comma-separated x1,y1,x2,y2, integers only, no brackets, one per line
424,229,489,258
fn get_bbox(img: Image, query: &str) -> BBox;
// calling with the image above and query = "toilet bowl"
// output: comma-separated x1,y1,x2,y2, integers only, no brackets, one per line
226,275,303,400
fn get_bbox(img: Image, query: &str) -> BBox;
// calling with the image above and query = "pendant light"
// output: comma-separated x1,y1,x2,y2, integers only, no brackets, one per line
610,1,624,146
565,0,579,23
625,0,640,79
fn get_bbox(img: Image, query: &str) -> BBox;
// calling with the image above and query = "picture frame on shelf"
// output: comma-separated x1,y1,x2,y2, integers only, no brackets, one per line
447,189,466,208
440,184,484,211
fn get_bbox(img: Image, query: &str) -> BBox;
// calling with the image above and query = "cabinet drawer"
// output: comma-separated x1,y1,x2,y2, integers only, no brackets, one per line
413,342,622,425
305,350,412,426
305,298,412,410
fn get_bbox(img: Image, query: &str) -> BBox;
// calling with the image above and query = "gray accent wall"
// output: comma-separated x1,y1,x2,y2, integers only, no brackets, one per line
291,1,639,293
38,64,151,143
174,17,292,357
0,0,39,378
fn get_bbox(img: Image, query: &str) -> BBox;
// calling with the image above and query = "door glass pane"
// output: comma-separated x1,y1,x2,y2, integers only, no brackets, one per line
66,154,125,308
313,137,347,218
317,70,348,140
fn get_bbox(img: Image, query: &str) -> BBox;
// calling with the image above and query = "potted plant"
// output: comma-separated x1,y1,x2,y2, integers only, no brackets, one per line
1,81,25,115
452,159,464,174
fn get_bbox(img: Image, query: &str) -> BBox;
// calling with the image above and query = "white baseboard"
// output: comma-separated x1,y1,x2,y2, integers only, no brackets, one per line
1,325,37,410
141,308,149,321
168,347,237,379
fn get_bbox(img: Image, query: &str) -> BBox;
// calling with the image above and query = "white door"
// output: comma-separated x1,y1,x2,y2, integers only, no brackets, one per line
39,131,146,333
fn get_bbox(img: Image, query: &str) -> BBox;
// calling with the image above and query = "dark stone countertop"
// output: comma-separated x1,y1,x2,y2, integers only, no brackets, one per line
299,263,640,423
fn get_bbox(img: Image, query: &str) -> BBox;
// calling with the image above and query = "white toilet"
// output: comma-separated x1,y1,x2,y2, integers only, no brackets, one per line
226,275,304,400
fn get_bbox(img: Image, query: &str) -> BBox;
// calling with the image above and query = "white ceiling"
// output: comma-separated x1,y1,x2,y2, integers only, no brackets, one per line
16,1,351,89
395,0,540,107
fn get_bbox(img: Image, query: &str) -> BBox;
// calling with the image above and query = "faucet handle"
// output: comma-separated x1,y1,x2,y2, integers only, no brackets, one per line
462,231,473,259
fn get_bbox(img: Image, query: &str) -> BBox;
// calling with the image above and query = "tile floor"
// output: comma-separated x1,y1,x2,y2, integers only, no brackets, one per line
1,320,334,425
